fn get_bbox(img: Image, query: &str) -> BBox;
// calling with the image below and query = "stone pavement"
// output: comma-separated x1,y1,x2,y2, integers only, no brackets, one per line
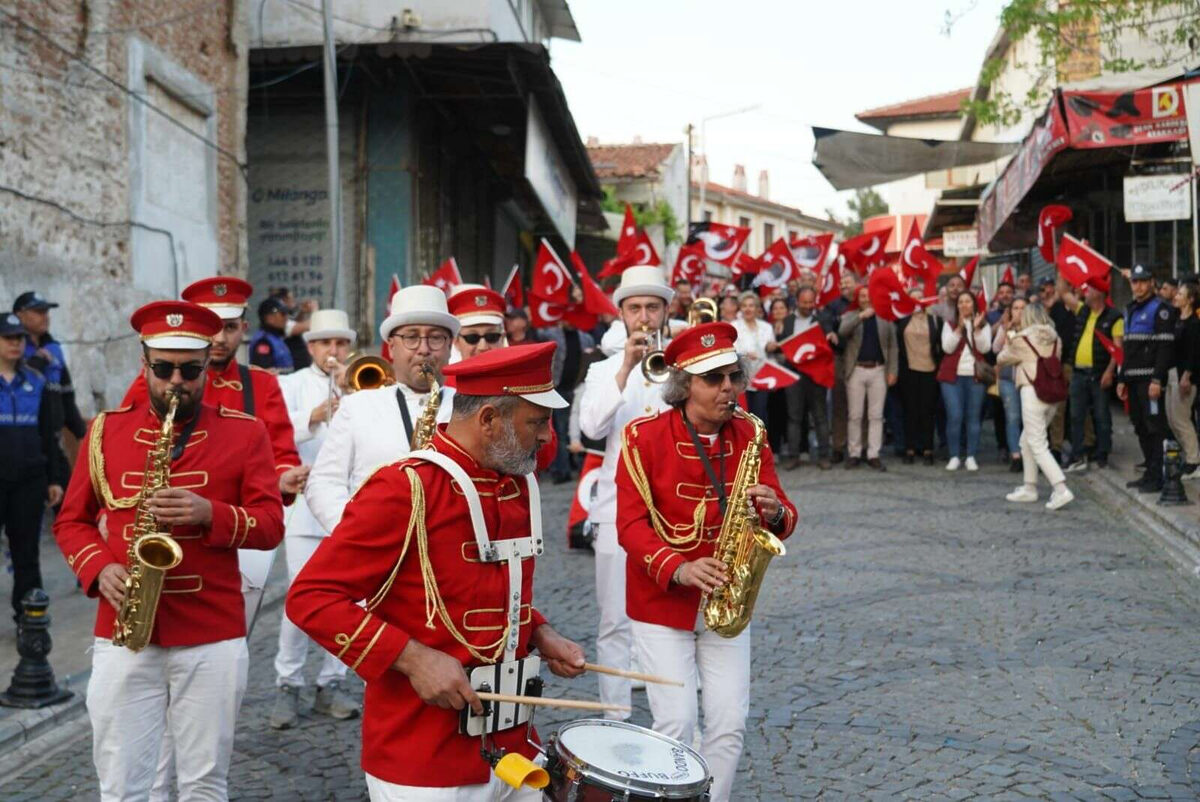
5,451,1200,799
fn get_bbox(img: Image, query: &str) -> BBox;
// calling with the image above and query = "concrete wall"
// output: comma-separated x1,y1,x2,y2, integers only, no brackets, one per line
0,0,248,414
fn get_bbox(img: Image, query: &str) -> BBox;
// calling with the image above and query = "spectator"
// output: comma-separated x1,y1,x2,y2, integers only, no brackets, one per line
997,302,1074,509
938,290,992,471
1016,273,1033,297
987,280,1015,325
719,295,739,323
1118,265,1176,493
896,287,942,465
930,275,965,321
13,291,86,443
838,286,898,471
827,273,858,463
732,291,779,421
1063,284,1122,472
269,287,318,369
1159,276,1179,306
774,289,834,470
0,312,68,622
1044,280,1080,461
669,279,694,321
249,296,296,373
992,297,1028,473
540,312,596,484
1167,281,1200,477
504,308,534,344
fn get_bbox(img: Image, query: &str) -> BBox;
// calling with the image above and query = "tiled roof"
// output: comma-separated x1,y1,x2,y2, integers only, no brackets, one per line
856,88,972,126
587,143,678,178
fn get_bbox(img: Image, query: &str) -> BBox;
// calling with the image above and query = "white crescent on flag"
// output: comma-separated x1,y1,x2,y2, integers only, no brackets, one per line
575,469,600,512
696,230,739,262
794,343,816,362
537,300,564,322
902,239,920,269
633,242,652,264
1066,255,1089,275
541,260,567,293
821,269,834,295
755,377,777,389
861,236,882,257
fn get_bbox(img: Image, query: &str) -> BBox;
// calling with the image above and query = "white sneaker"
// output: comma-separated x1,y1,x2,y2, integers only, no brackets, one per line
965,457,979,472
1006,485,1038,503
945,457,961,471
1046,487,1074,510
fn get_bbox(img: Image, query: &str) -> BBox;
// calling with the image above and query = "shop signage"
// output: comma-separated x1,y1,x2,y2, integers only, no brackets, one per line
525,96,578,247
1123,174,1192,222
942,227,982,257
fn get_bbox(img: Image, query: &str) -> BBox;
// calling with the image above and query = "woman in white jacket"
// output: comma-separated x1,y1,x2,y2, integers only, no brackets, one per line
996,302,1074,510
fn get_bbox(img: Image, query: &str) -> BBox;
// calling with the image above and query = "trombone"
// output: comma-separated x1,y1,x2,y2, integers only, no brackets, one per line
343,353,395,393
688,297,718,326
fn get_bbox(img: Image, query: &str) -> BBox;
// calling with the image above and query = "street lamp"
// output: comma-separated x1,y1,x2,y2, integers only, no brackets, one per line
696,104,761,226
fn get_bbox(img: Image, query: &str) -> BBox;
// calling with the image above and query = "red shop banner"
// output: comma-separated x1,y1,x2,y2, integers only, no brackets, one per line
1062,81,1195,149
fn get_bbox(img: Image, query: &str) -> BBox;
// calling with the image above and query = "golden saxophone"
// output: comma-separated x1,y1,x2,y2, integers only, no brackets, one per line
702,409,787,638
113,392,184,651
410,364,441,450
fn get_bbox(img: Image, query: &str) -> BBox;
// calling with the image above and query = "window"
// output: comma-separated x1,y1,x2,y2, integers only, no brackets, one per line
763,222,775,244
738,216,751,229
702,209,713,222
788,229,799,241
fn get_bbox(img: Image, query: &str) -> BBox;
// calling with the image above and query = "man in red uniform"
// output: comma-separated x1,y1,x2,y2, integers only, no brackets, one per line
616,321,797,802
54,300,284,801
287,341,586,802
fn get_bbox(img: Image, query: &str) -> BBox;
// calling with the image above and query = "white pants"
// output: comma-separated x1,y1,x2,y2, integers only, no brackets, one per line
275,534,347,688
594,522,631,719
630,617,750,802
87,637,249,802
1166,369,1200,464
847,365,886,459
1019,385,1066,488
365,772,541,801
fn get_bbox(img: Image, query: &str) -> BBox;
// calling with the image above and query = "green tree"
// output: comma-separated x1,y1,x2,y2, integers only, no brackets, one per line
825,188,889,237
600,188,682,245
950,0,1200,127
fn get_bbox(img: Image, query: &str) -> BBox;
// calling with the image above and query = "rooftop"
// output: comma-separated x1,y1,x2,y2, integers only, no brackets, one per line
856,88,972,131
694,181,839,230
587,142,678,179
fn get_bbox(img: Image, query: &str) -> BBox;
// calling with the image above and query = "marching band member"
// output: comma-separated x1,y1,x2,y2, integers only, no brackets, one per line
287,342,586,801
269,309,361,729
578,265,675,718
448,284,507,363
54,301,284,801
616,321,797,802
305,285,457,532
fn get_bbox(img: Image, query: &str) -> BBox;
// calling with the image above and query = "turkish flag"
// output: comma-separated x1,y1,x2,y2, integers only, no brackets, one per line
1095,329,1124,366
1038,204,1073,263
572,252,619,317
731,250,758,280
749,361,801,391
600,230,660,277
671,241,708,285
867,266,918,322
501,263,524,309
528,294,567,327
531,240,573,305
1056,234,1112,290
1000,265,1015,286
687,222,751,267
618,203,638,254
789,233,833,273
779,324,835,388
899,221,942,296
423,257,462,294
565,451,604,547
840,227,892,275
380,272,402,362
958,256,978,288
751,238,799,297
816,255,842,309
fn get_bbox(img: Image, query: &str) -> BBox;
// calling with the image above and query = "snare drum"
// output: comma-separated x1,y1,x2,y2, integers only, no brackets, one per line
544,719,711,801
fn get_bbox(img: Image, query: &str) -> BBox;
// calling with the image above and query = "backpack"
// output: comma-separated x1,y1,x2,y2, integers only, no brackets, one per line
1020,335,1068,404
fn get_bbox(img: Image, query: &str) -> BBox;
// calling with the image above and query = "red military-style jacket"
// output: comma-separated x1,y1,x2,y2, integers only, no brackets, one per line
616,407,797,631
286,426,549,788
53,400,284,646
123,360,300,485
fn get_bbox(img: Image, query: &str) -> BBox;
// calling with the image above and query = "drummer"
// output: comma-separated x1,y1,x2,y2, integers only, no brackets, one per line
287,342,586,801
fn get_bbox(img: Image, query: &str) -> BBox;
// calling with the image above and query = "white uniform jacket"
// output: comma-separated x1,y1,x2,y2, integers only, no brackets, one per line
578,352,671,526
277,364,336,537
305,381,454,532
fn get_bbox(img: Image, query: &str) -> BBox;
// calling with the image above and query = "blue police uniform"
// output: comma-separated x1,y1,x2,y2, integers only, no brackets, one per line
23,334,87,439
1121,290,1176,488
248,327,294,372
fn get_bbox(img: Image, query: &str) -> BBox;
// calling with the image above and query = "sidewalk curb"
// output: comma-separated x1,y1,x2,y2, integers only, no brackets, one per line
1084,467,1200,578
0,578,291,764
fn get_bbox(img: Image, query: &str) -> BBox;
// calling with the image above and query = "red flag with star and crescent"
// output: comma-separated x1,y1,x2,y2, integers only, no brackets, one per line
899,221,942,296
958,256,978,289
1000,265,1015,286
671,241,708,285
731,250,758,280
749,362,801,391
779,324,836,388
423,257,462,294
501,263,524,309
789,233,834,274
867,266,919,322
600,230,660,278
1038,204,1073,263
617,203,638,254
751,238,800,297
840,227,892,276
687,221,751,267
1055,234,1112,291
816,254,842,309
1095,329,1124,366
531,240,572,305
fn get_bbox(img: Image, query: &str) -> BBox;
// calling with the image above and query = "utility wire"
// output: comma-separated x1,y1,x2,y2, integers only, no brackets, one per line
34,0,227,36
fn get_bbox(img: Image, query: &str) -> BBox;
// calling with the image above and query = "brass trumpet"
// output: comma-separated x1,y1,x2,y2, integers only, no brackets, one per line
639,326,669,383
344,353,395,393
688,297,718,326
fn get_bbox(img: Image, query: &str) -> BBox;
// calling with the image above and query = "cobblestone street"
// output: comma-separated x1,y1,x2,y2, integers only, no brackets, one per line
6,460,1200,800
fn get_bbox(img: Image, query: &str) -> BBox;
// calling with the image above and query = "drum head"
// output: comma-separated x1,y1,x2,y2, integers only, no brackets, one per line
555,719,710,798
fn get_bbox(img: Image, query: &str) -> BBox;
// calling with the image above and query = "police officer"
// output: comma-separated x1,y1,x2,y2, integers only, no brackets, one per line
13,291,87,443
249,296,296,373
0,312,68,621
1117,264,1177,492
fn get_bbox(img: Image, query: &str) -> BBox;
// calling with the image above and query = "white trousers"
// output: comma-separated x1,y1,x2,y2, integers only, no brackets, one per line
275,534,347,688
365,772,541,801
1019,386,1066,488
630,617,750,802
593,523,631,719
1166,369,1200,464
87,637,249,802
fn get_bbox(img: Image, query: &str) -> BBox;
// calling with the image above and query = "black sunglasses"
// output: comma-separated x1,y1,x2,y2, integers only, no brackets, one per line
698,369,746,387
148,361,206,381
459,332,504,346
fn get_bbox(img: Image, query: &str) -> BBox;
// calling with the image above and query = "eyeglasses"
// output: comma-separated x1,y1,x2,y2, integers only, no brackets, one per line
391,332,450,350
697,369,746,387
148,361,206,381
459,332,503,346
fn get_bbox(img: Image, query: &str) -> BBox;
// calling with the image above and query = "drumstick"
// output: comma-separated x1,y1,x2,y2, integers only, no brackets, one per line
584,662,685,687
475,692,630,713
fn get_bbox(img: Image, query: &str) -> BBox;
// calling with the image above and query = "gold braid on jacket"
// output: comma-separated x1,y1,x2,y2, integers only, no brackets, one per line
619,416,706,552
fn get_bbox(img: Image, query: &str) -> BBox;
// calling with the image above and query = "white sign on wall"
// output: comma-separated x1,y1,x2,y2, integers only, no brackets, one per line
525,96,578,247
942,227,982,257
1124,174,1192,222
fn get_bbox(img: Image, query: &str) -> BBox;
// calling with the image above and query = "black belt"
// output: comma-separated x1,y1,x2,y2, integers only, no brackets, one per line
857,361,883,368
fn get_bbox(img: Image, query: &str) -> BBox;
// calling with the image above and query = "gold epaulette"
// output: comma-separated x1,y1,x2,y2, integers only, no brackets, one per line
619,410,704,552
217,405,256,421
104,404,134,415
87,409,139,510
623,409,662,442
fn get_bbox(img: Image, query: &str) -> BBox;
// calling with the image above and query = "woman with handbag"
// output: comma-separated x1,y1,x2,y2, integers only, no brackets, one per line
996,302,1073,510
938,290,992,471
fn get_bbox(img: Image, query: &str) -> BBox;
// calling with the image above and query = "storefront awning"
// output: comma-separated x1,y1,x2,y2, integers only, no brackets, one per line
811,127,1017,190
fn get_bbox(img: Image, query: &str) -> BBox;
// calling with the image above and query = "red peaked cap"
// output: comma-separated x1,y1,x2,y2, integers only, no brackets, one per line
131,301,222,349
448,286,506,321
182,276,253,318
663,321,739,375
442,341,568,409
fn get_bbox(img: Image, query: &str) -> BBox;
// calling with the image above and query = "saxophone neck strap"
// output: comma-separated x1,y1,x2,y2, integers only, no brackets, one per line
395,387,414,443
237,363,255,416
682,411,727,516
169,408,202,462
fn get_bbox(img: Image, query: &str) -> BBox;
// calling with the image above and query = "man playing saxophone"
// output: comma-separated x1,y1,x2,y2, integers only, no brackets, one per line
615,321,796,802
53,301,284,802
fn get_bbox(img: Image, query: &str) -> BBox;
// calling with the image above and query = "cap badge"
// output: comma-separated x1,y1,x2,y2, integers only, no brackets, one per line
6,314,17,325
474,295,487,307
166,313,184,327
700,333,716,348
213,283,227,297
